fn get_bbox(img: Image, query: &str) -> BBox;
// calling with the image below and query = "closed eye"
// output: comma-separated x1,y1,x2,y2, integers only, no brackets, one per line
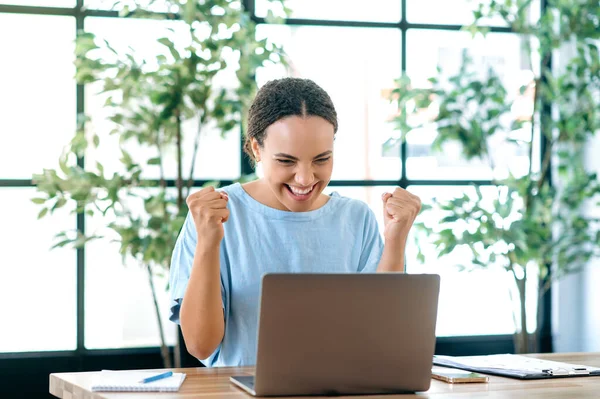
276,159,295,165
315,157,331,164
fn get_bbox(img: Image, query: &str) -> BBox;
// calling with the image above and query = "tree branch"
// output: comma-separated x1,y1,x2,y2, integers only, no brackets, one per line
175,109,183,209
186,110,204,198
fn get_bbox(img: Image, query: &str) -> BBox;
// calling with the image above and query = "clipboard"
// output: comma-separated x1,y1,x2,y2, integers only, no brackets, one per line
433,354,600,380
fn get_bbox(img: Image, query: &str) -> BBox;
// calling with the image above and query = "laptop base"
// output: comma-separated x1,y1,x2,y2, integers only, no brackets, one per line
230,376,256,396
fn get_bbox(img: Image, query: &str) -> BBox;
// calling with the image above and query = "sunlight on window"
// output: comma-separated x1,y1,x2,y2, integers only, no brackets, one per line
256,25,402,180
84,17,241,181
407,185,538,336
1,0,75,6
407,0,541,26
0,14,75,179
84,0,172,12
84,189,177,349
255,0,401,23
407,0,502,26
404,30,540,180
0,189,76,352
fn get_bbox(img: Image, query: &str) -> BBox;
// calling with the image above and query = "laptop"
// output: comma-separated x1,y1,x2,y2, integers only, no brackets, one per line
230,273,440,396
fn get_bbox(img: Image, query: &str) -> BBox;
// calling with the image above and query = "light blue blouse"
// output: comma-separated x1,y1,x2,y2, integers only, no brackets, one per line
169,183,383,367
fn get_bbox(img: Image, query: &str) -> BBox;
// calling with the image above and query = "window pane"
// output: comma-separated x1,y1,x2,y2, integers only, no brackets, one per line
405,30,537,180
0,14,75,179
406,185,537,336
256,25,401,180
0,188,76,352
84,17,240,181
0,0,75,6
85,189,177,349
255,0,401,23
407,0,540,26
84,0,171,12
407,0,506,26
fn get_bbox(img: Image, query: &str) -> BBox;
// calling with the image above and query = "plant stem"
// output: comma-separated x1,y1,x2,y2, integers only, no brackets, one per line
533,274,549,354
146,263,172,368
483,133,497,183
519,265,528,352
506,264,520,348
527,79,539,181
537,138,553,193
175,109,183,209
508,259,528,353
157,127,166,190
186,111,204,197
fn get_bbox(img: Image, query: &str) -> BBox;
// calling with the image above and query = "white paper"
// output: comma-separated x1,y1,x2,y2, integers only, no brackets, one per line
91,370,186,392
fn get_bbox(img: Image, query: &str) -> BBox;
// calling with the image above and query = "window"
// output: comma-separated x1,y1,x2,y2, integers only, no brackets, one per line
0,13,76,180
0,11,77,353
256,0,401,22
84,17,241,181
0,188,77,352
84,190,177,349
405,29,539,180
2,0,75,6
0,0,545,357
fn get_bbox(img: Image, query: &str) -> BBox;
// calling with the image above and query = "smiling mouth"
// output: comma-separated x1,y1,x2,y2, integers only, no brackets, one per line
285,183,317,201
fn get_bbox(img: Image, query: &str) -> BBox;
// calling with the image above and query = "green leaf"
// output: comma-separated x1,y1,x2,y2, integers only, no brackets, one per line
157,37,181,60
53,197,67,210
52,239,74,249
31,198,47,205
38,208,49,219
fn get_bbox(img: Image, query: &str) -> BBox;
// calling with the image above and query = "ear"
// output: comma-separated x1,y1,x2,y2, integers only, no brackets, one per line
251,138,261,162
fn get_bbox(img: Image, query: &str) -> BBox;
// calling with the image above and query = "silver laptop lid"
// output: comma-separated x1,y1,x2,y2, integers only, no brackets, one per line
253,273,440,396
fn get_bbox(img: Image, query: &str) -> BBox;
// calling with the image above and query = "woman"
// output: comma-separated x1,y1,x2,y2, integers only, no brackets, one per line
169,77,421,367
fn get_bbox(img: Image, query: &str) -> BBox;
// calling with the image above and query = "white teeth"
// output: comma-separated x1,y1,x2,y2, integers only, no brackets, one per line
289,184,314,195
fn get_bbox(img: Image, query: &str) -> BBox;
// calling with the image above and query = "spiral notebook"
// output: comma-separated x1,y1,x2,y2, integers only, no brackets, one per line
91,370,186,392
433,354,600,380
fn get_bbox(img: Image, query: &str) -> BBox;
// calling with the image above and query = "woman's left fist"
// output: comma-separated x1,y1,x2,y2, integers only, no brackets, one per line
381,187,422,242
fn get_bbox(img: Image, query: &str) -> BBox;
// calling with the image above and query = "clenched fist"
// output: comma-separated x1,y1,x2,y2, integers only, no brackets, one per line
381,187,421,243
186,186,230,250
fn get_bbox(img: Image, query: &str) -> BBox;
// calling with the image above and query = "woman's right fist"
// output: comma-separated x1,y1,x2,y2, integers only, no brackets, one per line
186,186,230,249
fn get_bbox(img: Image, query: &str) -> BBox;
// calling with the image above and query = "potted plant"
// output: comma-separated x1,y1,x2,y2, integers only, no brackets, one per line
32,0,285,367
389,0,599,353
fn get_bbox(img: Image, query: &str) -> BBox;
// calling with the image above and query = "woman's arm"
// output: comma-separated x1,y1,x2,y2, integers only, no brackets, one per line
180,245,225,359
179,186,229,359
377,188,421,273
377,238,406,273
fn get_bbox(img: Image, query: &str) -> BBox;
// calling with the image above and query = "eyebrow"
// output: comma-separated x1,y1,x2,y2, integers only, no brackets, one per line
273,151,333,160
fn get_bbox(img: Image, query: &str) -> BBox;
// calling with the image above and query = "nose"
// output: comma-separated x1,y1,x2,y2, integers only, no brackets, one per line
294,164,315,187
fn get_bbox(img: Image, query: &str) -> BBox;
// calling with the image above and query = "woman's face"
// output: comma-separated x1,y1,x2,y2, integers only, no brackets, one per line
252,115,335,212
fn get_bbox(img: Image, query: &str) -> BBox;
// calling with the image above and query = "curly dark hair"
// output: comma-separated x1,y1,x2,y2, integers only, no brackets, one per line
243,77,338,164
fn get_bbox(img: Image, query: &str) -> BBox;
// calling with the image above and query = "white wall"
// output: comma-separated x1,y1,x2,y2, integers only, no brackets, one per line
553,123,600,352
580,135,600,351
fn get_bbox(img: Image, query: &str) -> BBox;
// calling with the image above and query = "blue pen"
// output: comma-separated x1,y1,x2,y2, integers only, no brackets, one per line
139,371,173,384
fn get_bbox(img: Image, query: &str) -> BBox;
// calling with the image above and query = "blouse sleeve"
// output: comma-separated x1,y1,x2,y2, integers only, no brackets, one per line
358,207,384,273
168,212,197,324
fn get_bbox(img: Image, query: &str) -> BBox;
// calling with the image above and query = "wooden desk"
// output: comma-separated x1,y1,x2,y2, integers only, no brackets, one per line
50,352,600,399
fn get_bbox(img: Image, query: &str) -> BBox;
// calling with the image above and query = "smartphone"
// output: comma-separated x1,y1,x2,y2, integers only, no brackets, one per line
431,367,489,383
